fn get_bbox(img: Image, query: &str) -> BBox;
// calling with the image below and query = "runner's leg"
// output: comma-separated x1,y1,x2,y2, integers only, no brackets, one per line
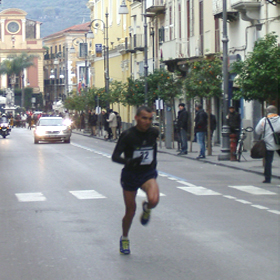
122,190,137,237
141,178,160,209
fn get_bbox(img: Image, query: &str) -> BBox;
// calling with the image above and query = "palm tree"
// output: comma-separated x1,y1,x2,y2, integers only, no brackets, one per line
0,53,35,108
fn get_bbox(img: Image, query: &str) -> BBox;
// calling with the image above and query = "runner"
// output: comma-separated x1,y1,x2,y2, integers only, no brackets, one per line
112,106,160,255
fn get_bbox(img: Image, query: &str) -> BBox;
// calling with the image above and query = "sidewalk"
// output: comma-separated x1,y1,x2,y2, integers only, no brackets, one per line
73,129,280,180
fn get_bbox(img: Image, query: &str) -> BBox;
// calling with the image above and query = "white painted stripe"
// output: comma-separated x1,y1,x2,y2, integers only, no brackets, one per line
158,173,168,177
69,190,106,199
176,181,197,187
167,177,178,181
228,185,276,195
177,186,221,196
15,192,46,202
267,210,280,215
137,189,166,197
223,195,237,200
251,205,269,210
235,199,252,204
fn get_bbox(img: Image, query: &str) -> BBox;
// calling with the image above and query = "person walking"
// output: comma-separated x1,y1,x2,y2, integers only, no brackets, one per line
112,106,160,255
255,105,280,183
194,104,208,159
107,109,118,140
177,103,189,155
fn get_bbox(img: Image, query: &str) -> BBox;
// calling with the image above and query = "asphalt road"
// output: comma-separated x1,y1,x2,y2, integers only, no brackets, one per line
0,128,279,280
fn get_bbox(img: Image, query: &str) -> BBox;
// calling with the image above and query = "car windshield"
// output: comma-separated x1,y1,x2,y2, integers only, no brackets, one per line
0,117,8,123
39,119,63,126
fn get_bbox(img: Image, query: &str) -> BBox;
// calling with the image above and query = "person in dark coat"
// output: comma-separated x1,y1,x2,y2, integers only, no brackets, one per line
227,106,241,137
177,103,189,155
194,104,208,159
80,112,85,130
88,110,97,136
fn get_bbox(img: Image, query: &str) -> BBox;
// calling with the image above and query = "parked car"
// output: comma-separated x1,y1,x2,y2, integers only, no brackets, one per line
33,117,71,144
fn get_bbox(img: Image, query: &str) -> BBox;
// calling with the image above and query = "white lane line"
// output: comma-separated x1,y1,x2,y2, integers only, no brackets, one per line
15,192,47,202
228,185,277,195
223,195,237,200
267,210,280,215
137,189,166,197
69,190,106,199
177,186,221,196
251,205,269,210
235,199,252,205
176,181,197,187
167,177,178,181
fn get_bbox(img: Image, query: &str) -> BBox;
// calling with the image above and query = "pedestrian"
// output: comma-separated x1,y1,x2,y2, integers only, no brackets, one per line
112,106,160,255
227,106,241,138
80,112,85,131
177,103,189,155
255,105,280,183
194,104,208,159
107,109,117,140
115,112,122,138
103,110,110,139
88,110,97,136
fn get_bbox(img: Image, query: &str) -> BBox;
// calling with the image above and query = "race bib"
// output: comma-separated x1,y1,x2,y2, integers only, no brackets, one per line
133,147,154,165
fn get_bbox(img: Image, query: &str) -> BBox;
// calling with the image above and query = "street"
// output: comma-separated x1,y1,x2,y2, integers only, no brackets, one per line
0,128,279,280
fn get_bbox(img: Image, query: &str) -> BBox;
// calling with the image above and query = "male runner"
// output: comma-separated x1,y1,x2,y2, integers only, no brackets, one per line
112,106,160,255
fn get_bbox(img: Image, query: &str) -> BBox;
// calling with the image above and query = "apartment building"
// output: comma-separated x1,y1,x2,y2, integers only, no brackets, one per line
43,22,91,110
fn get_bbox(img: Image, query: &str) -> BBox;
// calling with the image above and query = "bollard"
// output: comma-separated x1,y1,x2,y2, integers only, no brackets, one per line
230,133,237,161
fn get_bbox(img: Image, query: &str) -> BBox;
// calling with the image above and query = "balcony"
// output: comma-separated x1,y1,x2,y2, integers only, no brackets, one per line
161,39,188,62
213,0,239,21
146,0,166,14
231,0,261,21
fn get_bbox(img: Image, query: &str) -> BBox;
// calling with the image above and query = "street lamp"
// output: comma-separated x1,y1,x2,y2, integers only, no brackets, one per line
88,11,110,105
49,69,56,103
218,0,230,160
119,0,148,105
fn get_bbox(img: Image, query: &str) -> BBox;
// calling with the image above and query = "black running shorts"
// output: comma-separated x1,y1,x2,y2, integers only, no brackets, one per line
121,168,158,191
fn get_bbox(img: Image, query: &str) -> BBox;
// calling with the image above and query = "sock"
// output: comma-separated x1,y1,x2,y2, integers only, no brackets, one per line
121,236,128,240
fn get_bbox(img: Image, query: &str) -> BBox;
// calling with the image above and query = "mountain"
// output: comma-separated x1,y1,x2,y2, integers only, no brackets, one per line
0,0,90,37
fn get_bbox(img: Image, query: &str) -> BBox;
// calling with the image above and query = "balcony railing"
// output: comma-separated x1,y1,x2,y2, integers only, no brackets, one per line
161,39,188,61
146,0,166,14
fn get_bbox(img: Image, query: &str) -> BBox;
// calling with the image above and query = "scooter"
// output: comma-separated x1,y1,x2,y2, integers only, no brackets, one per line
0,122,11,138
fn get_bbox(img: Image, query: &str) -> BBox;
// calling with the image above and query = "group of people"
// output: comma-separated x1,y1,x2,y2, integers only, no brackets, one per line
74,109,122,141
176,103,216,159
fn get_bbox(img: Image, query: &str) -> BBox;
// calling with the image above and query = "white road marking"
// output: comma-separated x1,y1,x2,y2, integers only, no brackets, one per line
69,190,106,199
251,205,269,210
167,177,178,181
137,189,166,197
15,192,47,202
228,185,277,195
223,195,237,200
176,181,197,187
267,210,280,215
235,199,252,205
177,186,221,196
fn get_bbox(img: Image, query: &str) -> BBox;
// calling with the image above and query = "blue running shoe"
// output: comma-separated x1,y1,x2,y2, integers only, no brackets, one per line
140,201,151,226
120,236,130,255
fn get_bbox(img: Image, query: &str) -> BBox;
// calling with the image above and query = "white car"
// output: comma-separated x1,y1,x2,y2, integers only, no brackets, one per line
33,117,71,144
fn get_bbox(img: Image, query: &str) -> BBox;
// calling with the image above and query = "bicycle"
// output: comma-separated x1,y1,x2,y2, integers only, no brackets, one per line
235,126,254,162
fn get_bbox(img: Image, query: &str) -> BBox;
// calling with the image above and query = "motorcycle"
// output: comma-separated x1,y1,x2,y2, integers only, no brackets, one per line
0,122,11,138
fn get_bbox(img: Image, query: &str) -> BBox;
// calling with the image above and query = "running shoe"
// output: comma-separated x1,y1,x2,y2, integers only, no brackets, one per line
119,236,130,255
140,201,151,226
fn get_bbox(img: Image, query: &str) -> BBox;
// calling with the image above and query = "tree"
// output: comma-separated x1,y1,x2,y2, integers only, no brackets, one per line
0,53,35,108
184,55,223,155
231,33,280,106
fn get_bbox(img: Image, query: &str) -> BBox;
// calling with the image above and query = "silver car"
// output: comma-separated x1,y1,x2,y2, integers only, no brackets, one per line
33,117,71,144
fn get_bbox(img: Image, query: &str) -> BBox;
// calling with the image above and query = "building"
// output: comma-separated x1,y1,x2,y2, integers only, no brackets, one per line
0,8,45,110
43,22,91,111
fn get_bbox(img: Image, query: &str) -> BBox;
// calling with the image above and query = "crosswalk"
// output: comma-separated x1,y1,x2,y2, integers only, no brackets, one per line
14,182,280,216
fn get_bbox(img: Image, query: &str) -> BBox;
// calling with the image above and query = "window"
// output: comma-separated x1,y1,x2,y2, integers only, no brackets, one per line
199,0,204,55
79,43,88,58
215,18,220,53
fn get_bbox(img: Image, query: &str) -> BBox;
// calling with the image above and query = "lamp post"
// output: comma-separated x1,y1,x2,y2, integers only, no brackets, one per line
88,11,110,105
119,0,148,105
49,69,56,103
218,0,231,161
